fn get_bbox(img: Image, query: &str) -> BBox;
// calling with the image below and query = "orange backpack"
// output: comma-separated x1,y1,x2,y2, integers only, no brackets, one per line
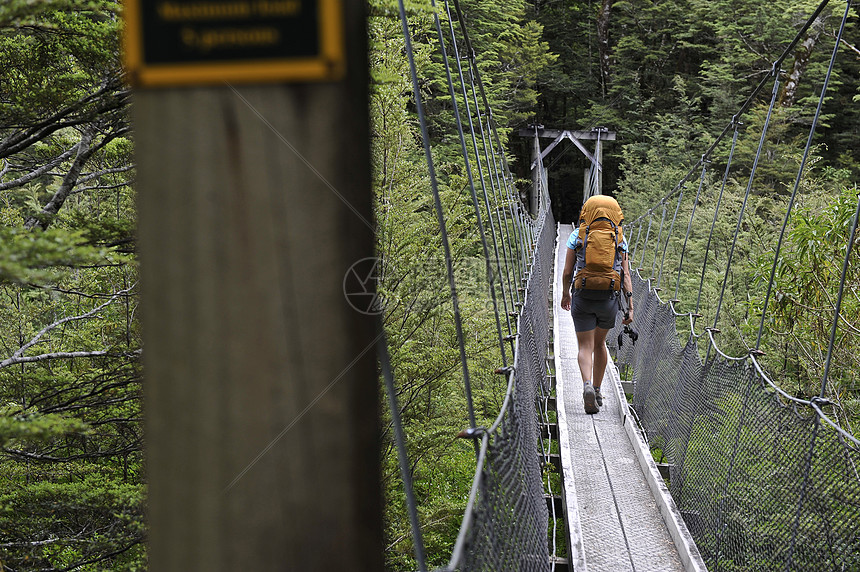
573,195,625,299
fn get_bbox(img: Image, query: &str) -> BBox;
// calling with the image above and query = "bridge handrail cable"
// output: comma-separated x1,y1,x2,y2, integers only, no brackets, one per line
384,0,558,570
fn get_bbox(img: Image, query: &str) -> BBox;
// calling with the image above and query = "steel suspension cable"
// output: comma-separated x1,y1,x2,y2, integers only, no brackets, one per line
487,127,524,297
498,153,528,280
488,131,528,291
468,73,520,314
452,0,530,285
456,40,520,311
784,417,822,572
675,160,709,300
657,188,685,290
637,210,653,273
493,135,532,258
430,0,509,366
650,200,668,279
631,219,644,266
756,0,852,350
443,0,514,339
398,0,478,435
713,76,781,331
378,324,427,572
786,177,860,568
695,121,739,317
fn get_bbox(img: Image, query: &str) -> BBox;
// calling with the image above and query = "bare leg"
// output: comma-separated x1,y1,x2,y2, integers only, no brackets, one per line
592,327,610,390
575,329,595,384
576,329,600,414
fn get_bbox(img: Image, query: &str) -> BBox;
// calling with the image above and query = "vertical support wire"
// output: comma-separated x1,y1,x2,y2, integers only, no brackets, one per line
452,0,529,287
714,366,758,570
595,134,603,196
431,0,509,366
588,163,597,200
497,145,529,287
757,0,852,350
657,188,685,290
504,166,529,278
443,0,513,338
450,0,522,308
713,76,781,331
378,324,428,572
398,0,478,435
631,220,644,268
637,210,654,274
696,121,740,317
484,112,522,306
488,130,526,301
496,140,532,258
463,53,519,314
650,200,668,280
675,160,708,300
818,192,860,398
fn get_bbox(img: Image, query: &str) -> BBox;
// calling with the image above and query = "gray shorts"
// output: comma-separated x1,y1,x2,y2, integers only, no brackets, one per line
571,292,619,331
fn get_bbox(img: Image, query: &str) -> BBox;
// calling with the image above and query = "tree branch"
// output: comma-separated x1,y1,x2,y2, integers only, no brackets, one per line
21,126,135,231
77,163,134,185
0,145,78,191
841,37,860,58
71,179,135,195
3,439,142,462
3,286,136,366
0,81,129,159
0,351,109,368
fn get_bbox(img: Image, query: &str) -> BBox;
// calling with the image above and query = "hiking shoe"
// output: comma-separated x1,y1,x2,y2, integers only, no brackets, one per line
583,384,599,414
595,387,604,407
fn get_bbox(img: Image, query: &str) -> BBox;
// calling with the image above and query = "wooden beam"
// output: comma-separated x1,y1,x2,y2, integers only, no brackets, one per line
519,127,616,141
136,3,382,571
530,130,602,171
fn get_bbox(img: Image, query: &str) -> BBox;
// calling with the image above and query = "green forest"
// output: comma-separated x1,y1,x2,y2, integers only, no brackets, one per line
0,0,857,569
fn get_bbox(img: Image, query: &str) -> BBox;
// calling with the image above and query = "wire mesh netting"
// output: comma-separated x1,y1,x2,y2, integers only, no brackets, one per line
455,206,556,572
609,272,860,572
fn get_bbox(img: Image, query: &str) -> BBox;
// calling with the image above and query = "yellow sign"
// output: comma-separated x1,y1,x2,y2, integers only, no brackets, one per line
123,0,344,87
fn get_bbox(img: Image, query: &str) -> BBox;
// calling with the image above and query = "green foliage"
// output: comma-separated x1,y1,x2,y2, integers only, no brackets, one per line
0,404,89,446
532,0,858,212
762,184,860,429
0,472,145,571
0,1,141,569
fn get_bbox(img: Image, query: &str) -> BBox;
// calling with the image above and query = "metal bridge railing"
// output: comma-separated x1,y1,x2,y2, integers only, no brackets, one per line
445,205,556,572
611,2,860,570
385,0,560,569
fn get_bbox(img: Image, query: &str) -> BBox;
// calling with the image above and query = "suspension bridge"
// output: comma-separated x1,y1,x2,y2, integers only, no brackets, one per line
382,0,860,570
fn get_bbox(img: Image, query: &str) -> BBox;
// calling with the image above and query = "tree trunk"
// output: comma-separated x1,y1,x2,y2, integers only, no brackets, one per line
597,0,614,99
25,130,94,231
781,26,822,108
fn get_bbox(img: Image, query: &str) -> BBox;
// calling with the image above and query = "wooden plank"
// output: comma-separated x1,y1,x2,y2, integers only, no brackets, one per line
136,2,382,570
541,422,560,440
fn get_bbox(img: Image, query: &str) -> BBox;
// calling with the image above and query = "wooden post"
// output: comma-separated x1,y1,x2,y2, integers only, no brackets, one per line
595,128,605,196
583,164,591,202
134,3,381,570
